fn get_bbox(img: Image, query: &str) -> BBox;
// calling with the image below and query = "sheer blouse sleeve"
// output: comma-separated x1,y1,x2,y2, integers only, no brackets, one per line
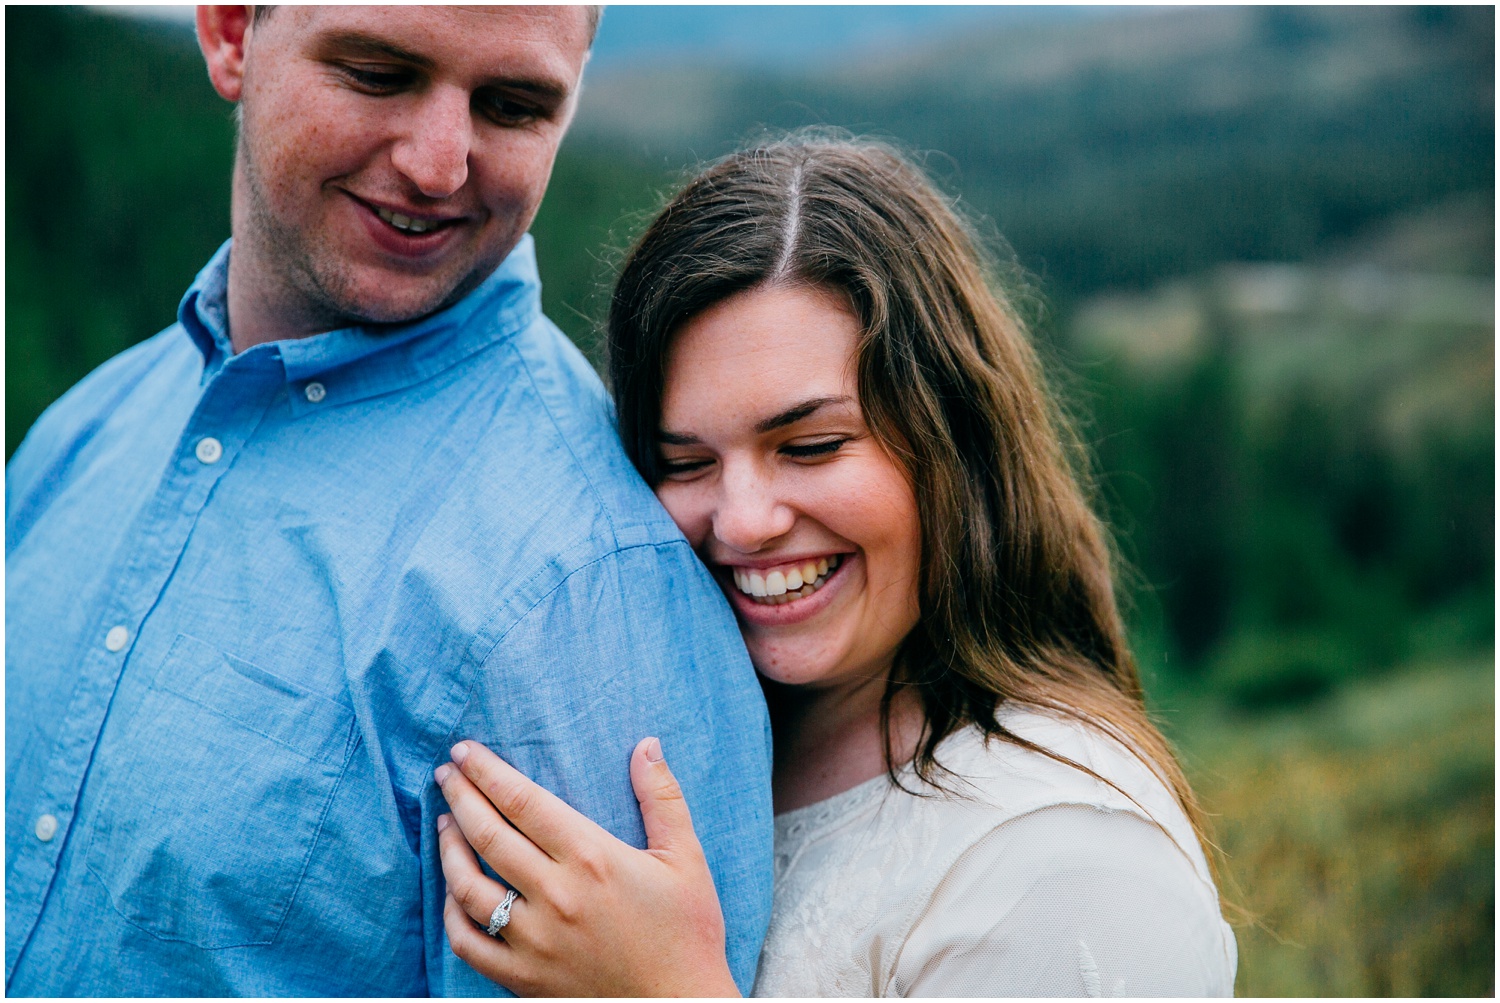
891,804,1236,998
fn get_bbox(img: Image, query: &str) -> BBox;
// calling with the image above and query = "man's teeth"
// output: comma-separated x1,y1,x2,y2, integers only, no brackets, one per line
731,556,840,605
376,206,436,234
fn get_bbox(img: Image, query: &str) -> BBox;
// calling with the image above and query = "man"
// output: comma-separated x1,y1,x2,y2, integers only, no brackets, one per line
5,7,772,995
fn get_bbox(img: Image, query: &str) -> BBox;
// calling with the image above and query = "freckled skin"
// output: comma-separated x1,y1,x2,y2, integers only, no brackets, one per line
655,284,924,693
654,284,927,810
207,6,593,349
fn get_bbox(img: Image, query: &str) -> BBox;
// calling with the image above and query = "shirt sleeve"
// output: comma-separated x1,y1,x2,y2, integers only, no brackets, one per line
893,804,1237,998
422,540,775,997
6,328,183,545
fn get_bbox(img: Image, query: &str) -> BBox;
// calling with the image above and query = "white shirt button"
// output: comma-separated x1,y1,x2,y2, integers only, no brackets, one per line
195,437,223,464
304,381,327,403
35,814,58,842
105,625,130,652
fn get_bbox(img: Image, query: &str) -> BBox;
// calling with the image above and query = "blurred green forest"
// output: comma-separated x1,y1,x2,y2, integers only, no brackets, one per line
5,6,1493,995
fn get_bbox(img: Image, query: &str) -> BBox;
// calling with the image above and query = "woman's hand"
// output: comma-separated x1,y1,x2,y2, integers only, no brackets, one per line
435,737,741,998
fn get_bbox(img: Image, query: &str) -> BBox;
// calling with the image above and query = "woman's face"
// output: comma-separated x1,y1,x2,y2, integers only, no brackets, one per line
654,283,922,690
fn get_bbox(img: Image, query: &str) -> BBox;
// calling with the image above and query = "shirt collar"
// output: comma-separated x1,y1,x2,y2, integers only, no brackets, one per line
179,239,235,376
177,236,543,408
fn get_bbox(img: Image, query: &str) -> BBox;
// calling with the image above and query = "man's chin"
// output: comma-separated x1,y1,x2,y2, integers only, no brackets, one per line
314,267,490,332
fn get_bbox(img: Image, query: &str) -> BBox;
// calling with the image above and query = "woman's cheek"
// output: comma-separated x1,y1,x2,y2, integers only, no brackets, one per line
654,484,707,545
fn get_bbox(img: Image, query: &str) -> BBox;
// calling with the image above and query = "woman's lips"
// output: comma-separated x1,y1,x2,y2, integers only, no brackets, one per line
717,553,854,627
729,554,841,603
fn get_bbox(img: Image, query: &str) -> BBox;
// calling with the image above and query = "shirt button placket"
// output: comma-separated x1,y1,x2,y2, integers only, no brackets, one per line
12,369,278,972
104,625,130,652
195,436,223,464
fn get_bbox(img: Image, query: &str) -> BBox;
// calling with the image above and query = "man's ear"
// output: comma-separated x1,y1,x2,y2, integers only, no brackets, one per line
197,6,255,103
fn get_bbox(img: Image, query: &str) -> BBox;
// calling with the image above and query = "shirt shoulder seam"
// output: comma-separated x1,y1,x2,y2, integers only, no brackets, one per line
470,537,690,670
504,331,619,544
398,538,698,803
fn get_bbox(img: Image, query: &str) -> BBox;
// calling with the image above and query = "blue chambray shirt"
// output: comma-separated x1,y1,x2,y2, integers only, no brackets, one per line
5,237,774,996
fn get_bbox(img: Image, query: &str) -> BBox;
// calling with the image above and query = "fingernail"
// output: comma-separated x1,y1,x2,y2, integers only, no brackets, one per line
435,763,453,784
645,737,664,763
450,742,470,765
437,813,452,833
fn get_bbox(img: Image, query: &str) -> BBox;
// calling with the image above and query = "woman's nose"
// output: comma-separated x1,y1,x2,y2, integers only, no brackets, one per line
389,87,472,199
710,464,796,555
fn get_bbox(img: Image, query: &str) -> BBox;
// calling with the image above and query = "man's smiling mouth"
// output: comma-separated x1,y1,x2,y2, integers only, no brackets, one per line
729,555,842,605
349,191,465,238
374,204,450,234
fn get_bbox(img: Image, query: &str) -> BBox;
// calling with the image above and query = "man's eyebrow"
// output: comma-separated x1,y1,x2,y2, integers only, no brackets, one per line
315,30,571,103
317,31,436,70
482,76,571,105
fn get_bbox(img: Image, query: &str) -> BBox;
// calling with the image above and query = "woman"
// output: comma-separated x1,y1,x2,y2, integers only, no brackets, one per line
431,136,1238,996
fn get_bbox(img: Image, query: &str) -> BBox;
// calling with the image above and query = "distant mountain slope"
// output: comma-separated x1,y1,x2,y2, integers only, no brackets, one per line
585,5,1103,71
576,5,1494,300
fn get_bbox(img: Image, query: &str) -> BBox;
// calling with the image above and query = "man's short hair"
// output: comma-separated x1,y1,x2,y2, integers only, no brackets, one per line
250,5,604,46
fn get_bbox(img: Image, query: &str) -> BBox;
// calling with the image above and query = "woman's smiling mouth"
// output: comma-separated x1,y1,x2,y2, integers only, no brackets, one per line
729,555,843,605
716,552,857,629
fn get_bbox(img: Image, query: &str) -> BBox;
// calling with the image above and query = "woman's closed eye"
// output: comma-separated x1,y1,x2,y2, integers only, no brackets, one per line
781,437,848,460
659,455,714,479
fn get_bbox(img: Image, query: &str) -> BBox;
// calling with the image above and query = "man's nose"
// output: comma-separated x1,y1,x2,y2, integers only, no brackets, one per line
711,462,796,555
390,86,471,199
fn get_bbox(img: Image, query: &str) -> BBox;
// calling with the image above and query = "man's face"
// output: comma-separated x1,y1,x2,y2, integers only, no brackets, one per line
233,6,592,330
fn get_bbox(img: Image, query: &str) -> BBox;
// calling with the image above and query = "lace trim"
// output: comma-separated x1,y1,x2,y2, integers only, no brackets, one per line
772,725,990,855
774,773,891,850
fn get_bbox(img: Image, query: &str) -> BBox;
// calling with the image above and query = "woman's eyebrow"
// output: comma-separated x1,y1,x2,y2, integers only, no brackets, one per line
657,395,853,444
754,396,851,434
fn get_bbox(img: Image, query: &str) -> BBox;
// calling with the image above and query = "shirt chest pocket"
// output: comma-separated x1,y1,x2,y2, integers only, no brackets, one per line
85,633,357,949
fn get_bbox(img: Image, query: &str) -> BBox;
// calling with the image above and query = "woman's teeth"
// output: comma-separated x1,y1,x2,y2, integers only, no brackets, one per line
376,206,437,234
731,555,841,605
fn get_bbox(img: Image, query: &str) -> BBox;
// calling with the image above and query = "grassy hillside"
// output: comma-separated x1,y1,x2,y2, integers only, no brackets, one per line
1177,657,1494,996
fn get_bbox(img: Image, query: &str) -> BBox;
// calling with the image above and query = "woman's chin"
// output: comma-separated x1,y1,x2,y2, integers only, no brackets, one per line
750,659,834,689
743,636,880,691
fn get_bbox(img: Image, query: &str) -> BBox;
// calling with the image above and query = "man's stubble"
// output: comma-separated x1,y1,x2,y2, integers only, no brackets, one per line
231,119,493,338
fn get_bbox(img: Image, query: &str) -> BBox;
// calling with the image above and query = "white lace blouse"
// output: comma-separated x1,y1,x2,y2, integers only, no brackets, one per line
751,708,1237,997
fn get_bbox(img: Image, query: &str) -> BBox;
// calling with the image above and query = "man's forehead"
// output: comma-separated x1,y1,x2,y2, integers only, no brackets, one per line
267,6,593,81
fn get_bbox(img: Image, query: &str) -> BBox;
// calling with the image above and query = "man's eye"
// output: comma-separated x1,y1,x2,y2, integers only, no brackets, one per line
340,65,412,93
476,92,543,126
782,438,846,459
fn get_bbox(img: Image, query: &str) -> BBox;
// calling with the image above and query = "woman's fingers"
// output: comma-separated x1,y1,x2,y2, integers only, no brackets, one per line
443,890,525,988
448,740,609,861
437,812,533,934
629,737,701,856
436,762,553,897
435,740,738,997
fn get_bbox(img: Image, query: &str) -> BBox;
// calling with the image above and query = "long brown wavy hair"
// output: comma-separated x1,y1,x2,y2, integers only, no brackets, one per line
606,133,1213,862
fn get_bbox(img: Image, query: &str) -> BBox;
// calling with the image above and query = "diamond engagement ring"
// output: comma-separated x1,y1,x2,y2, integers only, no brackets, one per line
486,888,519,937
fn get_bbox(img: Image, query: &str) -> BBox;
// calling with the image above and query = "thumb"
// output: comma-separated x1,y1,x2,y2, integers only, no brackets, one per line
630,736,698,855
